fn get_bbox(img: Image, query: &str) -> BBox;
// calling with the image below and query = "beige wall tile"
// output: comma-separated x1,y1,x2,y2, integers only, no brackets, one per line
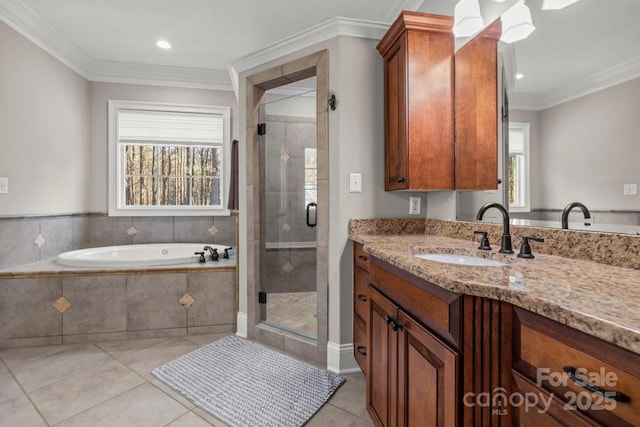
127,273,187,331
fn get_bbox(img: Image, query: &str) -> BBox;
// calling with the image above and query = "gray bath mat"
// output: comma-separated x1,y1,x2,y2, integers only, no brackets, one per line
152,335,344,427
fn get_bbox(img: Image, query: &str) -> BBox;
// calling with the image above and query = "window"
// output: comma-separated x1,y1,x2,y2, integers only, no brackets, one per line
108,101,230,216
508,122,530,212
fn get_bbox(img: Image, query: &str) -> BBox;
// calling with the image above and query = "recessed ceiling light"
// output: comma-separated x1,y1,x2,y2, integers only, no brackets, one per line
156,40,171,50
516,73,524,80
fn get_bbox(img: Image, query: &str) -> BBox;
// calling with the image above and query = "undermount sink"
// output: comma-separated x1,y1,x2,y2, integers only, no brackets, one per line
414,253,507,267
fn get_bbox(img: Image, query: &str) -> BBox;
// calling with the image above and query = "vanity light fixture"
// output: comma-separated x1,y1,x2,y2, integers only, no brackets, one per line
156,40,172,50
516,73,524,79
542,0,580,10
500,0,536,44
453,0,485,38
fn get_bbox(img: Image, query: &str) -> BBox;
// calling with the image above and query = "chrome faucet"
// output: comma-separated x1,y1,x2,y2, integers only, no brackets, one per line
476,202,513,254
561,202,591,229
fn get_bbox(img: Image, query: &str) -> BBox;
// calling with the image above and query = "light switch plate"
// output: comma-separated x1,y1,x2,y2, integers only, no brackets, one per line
624,183,637,196
349,173,362,193
0,177,8,194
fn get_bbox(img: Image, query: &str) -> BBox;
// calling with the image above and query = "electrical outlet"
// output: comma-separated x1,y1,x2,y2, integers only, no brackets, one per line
349,173,362,193
409,196,421,215
623,183,637,196
0,177,7,194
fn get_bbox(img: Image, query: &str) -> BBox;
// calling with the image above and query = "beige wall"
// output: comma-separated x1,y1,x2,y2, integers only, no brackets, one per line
513,76,640,212
0,20,90,216
89,83,238,212
0,20,239,216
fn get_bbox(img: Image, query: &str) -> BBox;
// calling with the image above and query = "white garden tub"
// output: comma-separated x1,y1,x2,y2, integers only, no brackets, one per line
57,243,234,268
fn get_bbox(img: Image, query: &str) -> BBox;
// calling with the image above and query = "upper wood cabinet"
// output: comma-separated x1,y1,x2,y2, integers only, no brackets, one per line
376,12,455,191
455,21,501,190
377,13,500,191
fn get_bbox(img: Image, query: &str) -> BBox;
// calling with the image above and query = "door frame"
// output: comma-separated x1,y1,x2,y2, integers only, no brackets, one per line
244,50,329,364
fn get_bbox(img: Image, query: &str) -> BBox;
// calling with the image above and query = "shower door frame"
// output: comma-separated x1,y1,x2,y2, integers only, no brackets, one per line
244,50,329,364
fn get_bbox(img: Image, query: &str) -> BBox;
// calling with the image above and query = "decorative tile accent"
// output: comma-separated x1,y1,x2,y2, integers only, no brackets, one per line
52,296,71,314
282,262,295,274
126,226,138,236
281,152,290,162
282,223,291,232
34,234,46,248
179,293,196,309
208,225,218,236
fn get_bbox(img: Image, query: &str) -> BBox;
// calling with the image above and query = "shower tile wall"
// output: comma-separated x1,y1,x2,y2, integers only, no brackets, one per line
0,214,238,270
263,114,316,294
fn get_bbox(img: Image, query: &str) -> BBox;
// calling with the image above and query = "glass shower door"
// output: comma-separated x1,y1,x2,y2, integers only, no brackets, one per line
260,79,318,339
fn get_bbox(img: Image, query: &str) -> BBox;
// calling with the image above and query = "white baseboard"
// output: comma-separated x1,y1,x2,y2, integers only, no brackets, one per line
236,312,248,338
327,341,361,374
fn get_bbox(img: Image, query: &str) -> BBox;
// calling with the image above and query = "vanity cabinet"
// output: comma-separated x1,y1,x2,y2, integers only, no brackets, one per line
376,12,455,191
352,240,640,426
368,285,458,426
367,255,461,427
512,308,640,426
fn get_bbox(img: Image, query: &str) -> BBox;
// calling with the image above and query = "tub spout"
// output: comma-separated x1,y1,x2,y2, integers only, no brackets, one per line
203,245,219,261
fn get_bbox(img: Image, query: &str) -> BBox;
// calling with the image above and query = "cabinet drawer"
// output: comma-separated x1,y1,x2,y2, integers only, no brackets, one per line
370,258,461,349
512,370,599,427
354,268,370,325
514,308,640,426
354,242,371,272
354,315,367,376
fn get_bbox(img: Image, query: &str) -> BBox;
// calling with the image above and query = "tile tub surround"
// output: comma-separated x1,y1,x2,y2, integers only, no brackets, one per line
349,229,640,355
0,213,238,270
0,263,236,349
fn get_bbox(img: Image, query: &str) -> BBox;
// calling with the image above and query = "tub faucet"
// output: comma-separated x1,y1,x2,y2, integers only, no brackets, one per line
203,245,219,261
476,202,514,254
561,202,591,229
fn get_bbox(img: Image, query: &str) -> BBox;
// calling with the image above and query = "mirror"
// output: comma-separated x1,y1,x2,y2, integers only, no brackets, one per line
456,0,640,234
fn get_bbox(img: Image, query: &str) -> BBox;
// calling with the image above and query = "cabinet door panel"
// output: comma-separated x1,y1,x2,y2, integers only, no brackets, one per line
384,38,408,191
368,286,399,427
397,310,458,427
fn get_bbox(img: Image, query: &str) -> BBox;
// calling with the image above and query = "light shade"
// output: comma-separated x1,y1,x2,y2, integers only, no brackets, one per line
542,0,580,10
453,0,484,38
500,0,535,43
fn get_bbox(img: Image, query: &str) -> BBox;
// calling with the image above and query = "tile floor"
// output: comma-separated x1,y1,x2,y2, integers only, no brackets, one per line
265,292,317,338
0,333,372,427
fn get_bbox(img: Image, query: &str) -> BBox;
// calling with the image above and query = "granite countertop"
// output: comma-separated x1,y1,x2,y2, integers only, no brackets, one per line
351,232,640,355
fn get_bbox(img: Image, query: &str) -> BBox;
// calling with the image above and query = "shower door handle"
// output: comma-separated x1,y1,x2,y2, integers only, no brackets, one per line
306,202,317,228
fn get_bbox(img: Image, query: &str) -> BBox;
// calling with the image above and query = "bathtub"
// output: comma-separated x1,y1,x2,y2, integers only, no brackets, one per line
57,243,234,268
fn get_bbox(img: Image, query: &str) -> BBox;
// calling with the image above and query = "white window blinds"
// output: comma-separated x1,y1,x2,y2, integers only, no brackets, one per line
118,110,223,144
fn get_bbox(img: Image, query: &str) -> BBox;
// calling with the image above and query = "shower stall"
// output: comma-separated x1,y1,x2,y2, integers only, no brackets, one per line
259,78,318,339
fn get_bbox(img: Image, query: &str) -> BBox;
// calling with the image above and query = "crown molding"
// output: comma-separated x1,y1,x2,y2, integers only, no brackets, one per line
87,61,233,91
0,0,91,77
228,17,392,100
511,56,640,111
0,0,234,90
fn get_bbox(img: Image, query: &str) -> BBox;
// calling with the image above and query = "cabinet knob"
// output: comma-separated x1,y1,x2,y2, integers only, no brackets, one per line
356,346,367,356
397,177,406,184
358,255,368,261
357,294,367,302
